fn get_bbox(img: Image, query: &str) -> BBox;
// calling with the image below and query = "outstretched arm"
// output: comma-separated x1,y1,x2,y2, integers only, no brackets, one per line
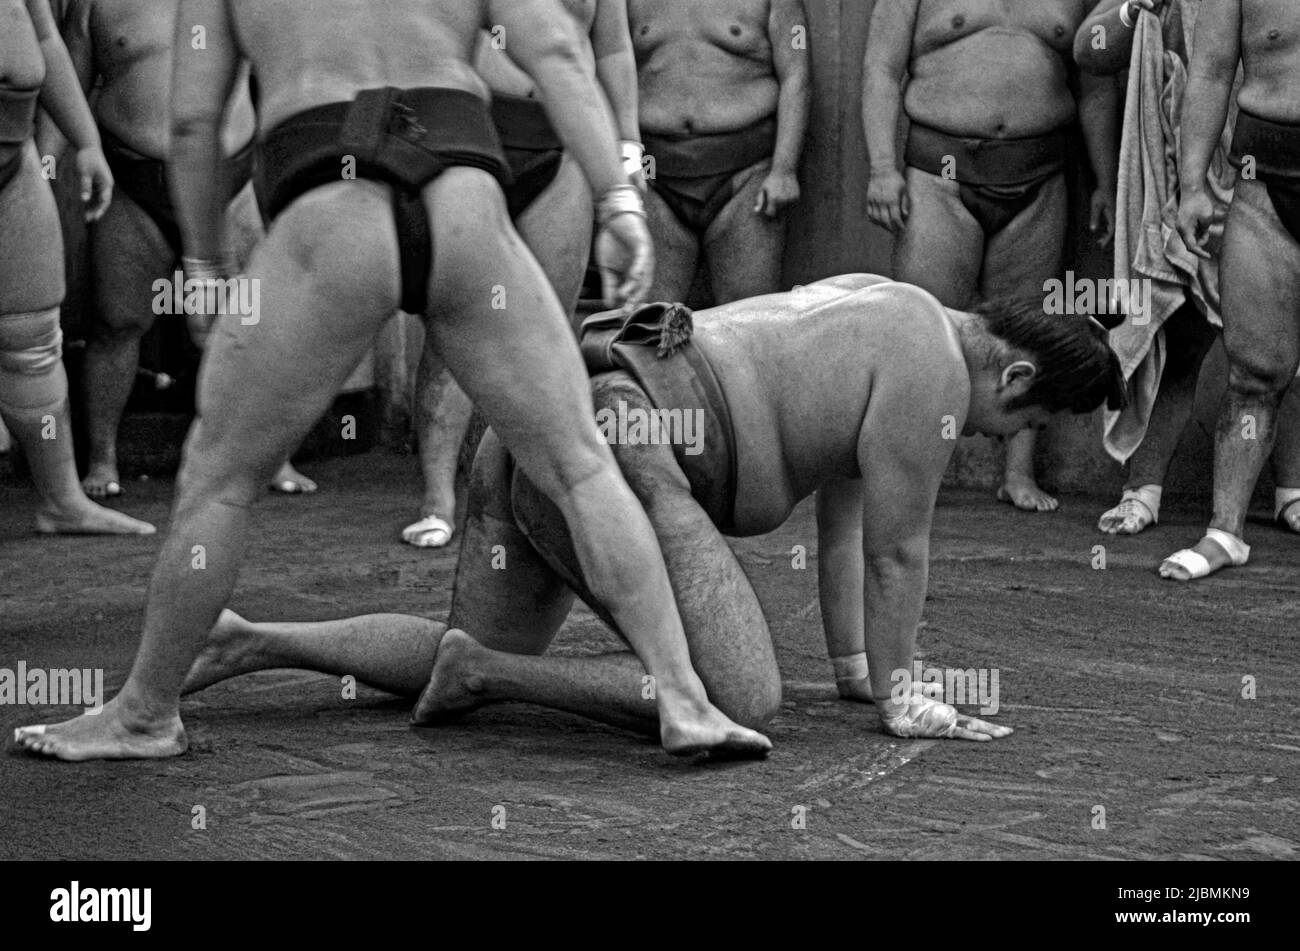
861,0,918,233
1177,0,1241,259
170,0,241,266
28,0,110,219
755,0,809,218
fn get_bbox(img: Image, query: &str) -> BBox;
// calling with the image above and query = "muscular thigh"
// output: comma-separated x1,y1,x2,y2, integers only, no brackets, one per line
186,182,401,490
706,160,787,303
1219,179,1300,385
980,172,1067,300
0,145,65,314
420,166,612,495
893,167,983,309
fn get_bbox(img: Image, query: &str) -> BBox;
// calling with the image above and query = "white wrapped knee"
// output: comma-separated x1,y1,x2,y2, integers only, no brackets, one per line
0,309,62,376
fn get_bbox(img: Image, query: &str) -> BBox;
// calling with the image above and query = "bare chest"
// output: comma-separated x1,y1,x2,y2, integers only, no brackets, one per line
912,0,1086,58
631,0,771,61
91,0,173,78
1242,0,1300,61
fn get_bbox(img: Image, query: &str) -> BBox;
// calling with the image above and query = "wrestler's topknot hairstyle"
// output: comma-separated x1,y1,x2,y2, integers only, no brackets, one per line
974,297,1127,414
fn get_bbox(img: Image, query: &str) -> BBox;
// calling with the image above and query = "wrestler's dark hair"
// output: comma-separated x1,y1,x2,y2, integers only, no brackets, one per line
974,297,1128,414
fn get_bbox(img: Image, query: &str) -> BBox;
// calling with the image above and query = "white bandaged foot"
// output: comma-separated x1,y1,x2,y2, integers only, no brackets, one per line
402,515,453,549
1161,528,1250,580
881,693,959,739
1098,484,1161,534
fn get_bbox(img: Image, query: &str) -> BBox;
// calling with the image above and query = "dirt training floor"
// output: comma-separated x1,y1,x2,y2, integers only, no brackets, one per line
2,452,1297,860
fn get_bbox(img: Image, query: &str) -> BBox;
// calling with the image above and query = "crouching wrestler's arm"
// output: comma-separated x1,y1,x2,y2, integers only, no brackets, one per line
491,0,653,308
855,352,1012,742
815,476,871,702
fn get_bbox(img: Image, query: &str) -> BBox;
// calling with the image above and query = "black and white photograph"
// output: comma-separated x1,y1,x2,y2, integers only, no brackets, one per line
0,0,1293,904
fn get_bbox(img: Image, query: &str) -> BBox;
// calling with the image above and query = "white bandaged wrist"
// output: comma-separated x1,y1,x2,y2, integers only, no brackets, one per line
597,184,646,228
831,652,869,683
182,256,225,281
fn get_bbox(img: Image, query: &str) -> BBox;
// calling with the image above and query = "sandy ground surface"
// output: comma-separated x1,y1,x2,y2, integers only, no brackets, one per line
2,452,1297,860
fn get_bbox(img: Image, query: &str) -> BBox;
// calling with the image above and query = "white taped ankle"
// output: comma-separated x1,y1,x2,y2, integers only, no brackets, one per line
1122,484,1162,522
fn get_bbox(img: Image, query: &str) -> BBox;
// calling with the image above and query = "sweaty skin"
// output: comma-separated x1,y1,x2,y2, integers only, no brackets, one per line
407,0,636,546
0,0,153,537
630,0,809,303
1161,0,1300,579
52,0,310,499
863,0,1116,513
13,0,767,762
183,276,1053,743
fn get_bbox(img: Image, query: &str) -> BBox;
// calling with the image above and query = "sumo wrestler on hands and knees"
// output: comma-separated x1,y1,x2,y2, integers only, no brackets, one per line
180,277,1125,745
14,0,769,761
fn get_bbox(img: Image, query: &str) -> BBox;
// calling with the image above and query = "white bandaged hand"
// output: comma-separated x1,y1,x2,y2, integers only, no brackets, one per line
879,685,1013,742
881,693,959,738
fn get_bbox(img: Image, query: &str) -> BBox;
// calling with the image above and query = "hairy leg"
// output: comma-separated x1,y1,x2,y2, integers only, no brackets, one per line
1161,180,1300,579
1124,306,1217,489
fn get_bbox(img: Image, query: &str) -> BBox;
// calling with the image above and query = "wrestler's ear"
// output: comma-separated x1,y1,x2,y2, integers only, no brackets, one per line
999,360,1037,398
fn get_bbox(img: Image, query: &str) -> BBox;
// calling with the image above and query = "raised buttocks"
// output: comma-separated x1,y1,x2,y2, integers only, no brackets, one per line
0,0,46,89
1238,0,1300,122
631,0,778,136
904,0,1089,138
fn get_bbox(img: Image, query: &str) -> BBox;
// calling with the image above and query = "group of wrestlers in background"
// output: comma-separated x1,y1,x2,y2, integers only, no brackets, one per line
3,0,1297,761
